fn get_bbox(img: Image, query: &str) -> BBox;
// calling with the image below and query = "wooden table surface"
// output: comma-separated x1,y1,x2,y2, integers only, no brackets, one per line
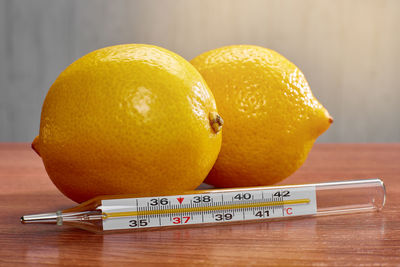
0,143,399,266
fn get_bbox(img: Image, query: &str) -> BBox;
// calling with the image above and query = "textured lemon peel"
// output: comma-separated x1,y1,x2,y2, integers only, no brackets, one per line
191,45,332,188
34,44,222,203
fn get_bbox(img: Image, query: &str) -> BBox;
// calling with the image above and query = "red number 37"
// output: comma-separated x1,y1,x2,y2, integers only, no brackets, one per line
173,216,191,224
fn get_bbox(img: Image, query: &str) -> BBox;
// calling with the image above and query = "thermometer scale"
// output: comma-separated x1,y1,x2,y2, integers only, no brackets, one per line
21,179,385,232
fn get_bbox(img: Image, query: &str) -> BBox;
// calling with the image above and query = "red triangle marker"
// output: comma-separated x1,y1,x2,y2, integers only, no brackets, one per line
177,197,184,204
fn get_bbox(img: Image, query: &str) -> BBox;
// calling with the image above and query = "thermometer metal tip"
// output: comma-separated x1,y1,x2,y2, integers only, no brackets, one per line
21,211,63,225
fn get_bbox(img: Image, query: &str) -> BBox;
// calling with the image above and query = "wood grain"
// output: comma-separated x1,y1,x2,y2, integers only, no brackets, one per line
0,143,399,266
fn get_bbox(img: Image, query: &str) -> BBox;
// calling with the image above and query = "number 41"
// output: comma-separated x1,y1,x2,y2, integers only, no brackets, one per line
255,210,270,217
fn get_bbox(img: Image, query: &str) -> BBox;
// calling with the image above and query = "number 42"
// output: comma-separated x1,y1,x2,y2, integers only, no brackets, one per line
273,190,290,197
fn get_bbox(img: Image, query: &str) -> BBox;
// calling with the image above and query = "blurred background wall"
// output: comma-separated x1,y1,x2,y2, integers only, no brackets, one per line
0,0,399,142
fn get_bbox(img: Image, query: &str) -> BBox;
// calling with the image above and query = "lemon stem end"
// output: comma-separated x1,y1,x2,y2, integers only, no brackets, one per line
209,112,224,133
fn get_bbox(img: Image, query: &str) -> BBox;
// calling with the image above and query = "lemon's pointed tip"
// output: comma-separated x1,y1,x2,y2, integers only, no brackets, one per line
322,108,333,125
31,136,41,157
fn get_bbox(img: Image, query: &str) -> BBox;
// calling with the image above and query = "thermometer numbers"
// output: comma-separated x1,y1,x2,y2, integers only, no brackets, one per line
233,193,252,200
273,190,290,198
172,216,191,224
129,219,148,227
193,195,211,203
149,198,169,206
254,210,270,217
101,186,316,231
214,213,233,221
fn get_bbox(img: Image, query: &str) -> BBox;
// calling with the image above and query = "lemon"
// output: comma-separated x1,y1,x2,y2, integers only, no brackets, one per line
191,45,332,188
32,44,223,203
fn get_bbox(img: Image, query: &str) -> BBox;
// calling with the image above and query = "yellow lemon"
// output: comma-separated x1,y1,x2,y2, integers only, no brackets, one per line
191,45,332,188
32,44,223,203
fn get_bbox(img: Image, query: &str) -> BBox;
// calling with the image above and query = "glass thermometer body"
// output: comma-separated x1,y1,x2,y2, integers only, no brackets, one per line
21,179,385,233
